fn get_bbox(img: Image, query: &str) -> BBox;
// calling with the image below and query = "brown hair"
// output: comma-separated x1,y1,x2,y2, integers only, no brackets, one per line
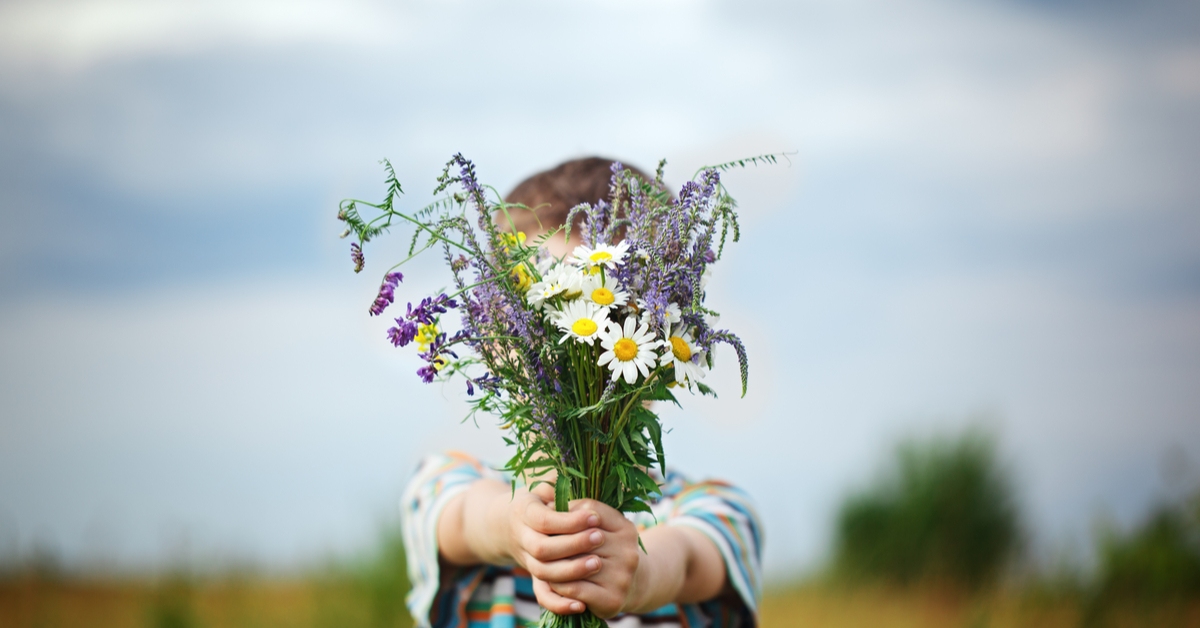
502,157,651,235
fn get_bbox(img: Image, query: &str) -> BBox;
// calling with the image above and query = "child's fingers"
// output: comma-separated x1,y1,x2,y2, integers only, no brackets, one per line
524,553,602,583
530,482,555,504
520,527,605,563
532,576,586,615
523,500,599,535
568,499,629,533
547,580,622,619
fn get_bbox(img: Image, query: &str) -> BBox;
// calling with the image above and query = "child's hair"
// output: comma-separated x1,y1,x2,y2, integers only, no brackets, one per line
503,157,651,235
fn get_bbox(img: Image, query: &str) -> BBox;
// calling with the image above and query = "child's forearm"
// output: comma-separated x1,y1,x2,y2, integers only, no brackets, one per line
625,525,727,613
437,478,514,566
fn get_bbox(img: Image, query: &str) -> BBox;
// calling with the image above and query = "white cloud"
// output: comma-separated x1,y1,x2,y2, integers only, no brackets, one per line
0,0,405,70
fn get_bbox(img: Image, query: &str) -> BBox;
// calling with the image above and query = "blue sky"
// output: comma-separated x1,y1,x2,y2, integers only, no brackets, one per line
1,0,1198,578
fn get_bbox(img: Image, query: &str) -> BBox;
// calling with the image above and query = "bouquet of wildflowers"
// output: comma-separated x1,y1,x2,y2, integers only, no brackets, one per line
339,154,765,628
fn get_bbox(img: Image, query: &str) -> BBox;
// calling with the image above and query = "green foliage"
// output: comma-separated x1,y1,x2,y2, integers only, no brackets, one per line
1094,494,1200,602
832,430,1021,589
148,571,198,628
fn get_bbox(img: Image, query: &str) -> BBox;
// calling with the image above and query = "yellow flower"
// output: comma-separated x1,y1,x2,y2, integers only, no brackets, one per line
500,231,526,252
512,263,533,291
416,322,439,353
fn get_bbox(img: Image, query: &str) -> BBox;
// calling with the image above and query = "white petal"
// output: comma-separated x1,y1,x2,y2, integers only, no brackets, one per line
598,350,615,365
623,362,638,384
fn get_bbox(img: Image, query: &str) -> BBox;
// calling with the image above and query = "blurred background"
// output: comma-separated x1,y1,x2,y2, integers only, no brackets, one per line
1,0,1198,626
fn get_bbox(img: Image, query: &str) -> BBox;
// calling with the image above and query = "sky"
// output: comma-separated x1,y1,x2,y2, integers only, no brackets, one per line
0,0,1198,579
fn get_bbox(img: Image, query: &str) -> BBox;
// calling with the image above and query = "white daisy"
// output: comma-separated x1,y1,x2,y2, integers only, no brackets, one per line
582,276,629,310
571,240,630,270
527,276,566,308
555,264,586,299
597,316,661,384
660,323,706,386
554,300,609,345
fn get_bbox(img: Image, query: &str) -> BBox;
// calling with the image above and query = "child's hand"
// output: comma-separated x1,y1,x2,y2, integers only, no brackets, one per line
539,499,642,619
503,484,608,614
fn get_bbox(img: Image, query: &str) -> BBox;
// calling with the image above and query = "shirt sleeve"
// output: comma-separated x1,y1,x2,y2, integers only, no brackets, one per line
400,451,502,628
666,478,764,622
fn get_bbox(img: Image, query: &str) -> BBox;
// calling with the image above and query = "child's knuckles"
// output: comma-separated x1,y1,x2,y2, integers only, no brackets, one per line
550,581,581,599
611,570,632,591
527,539,552,562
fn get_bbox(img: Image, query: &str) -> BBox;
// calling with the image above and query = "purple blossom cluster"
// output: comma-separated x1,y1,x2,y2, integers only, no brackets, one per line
386,294,459,348
369,272,403,316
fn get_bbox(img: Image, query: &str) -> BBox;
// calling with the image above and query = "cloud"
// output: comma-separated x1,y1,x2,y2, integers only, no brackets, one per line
0,0,405,70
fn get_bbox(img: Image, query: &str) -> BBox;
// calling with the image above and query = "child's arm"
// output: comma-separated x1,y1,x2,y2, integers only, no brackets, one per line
436,479,729,618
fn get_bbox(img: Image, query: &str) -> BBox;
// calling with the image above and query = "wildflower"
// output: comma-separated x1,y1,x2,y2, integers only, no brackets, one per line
660,323,706,386
500,231,526,252
407,294,458,325
582,275,629,310
369,272,404,316
554,300,609,345
527,277,566,308
387,319,418,347
511,263,533,292
415,322,439,352
598,316,661,384
351,242,365,273
639,299,681,329
527,263,582,307
571,241,630,271
417,363,437,383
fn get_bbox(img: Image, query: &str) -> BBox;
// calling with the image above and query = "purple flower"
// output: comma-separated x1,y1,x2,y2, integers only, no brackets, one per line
406,294,459,325
387,319,418,347
369,272,404,316
350,242,365,273
416,364,438,383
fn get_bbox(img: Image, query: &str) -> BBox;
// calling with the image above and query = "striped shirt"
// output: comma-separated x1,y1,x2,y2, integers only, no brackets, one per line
401,451,762,628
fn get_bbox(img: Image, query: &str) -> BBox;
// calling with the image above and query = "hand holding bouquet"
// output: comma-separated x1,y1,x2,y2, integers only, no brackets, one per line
340,154,768,626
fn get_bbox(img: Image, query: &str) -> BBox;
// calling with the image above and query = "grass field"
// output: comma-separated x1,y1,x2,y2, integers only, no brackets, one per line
4,573,1198,628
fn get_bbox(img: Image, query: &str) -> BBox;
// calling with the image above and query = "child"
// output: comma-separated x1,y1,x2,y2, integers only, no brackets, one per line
401,158,763,627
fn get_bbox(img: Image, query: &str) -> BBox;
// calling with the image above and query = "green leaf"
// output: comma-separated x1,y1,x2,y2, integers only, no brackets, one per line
633,406,666,475
644,380,680,407
621,499,653,515
628,467,661,496
555,473,569,513
562,466,588,480
618,433,636,462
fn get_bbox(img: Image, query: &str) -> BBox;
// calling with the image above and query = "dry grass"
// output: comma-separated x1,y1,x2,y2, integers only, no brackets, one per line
761,583,1200,628
3,574,1199,628
0,573,410,628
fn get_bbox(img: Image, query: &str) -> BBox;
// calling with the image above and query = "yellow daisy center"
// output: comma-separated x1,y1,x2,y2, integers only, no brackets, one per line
669,336,692,362
591,287,615,305
589,251,613,263
586,266,602,276
614,338,638,362
571,318,598,337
